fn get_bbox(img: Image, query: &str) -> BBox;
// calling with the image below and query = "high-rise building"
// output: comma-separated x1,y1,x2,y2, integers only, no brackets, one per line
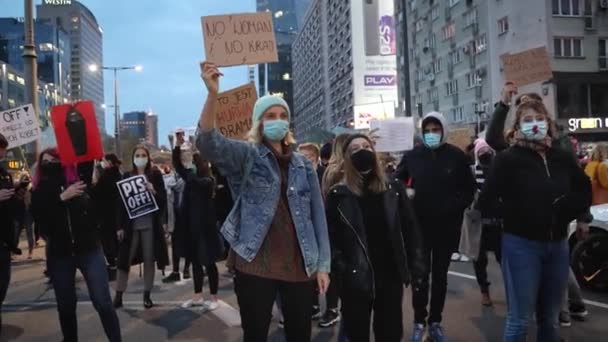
145,113,158,147
121,111,147,141
0,18,71,111
256,0,311,115
38,0,105,133
401,0,608,140
292,0,399,140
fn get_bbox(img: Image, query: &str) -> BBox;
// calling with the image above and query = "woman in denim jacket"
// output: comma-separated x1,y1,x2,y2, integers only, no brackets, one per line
197,62,331,342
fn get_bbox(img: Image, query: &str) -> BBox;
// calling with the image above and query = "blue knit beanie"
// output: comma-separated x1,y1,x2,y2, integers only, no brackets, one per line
252,95,291,124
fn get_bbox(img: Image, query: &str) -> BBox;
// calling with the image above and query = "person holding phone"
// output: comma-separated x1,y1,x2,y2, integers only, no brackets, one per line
30,147,121,342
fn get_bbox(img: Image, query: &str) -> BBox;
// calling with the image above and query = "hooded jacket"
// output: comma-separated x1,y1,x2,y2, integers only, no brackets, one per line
397,112,476,229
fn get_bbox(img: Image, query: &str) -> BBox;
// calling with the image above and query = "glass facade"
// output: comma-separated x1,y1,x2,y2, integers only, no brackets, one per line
122,111,148,141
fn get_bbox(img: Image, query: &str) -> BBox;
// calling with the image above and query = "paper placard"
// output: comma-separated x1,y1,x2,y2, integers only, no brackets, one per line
0,104,40,148
202,12,278,67
117,175,159,220
215,82,258,140
500,47,553,87
370,117,415,152
447,127,474,151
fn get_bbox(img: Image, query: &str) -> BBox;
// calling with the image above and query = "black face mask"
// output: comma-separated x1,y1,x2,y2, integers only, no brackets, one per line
478,153,494,167
351,149,376,174
41,161,63,178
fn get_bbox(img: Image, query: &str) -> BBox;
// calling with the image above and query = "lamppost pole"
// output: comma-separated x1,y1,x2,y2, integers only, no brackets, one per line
23,0,39,156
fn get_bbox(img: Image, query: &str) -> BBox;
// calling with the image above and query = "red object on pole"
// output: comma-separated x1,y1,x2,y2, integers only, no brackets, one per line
50,101,104,165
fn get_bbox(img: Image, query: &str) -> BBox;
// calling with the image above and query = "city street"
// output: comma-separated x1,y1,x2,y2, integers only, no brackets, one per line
2,242,607,342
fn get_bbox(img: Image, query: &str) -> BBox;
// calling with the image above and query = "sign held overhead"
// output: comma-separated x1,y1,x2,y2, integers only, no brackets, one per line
0,104,41,149
202,12,278,67
500,46,553,87
215,82,258,140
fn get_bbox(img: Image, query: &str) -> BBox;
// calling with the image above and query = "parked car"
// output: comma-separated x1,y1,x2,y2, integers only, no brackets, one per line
568,204,608,291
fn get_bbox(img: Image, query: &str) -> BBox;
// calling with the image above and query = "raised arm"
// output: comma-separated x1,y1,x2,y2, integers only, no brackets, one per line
486,83,517,152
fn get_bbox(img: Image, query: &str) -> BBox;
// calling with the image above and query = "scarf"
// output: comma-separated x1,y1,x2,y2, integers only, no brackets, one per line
511,130,552,152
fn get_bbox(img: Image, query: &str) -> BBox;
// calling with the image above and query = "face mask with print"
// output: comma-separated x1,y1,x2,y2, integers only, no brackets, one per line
134,157,148,169
423,133,442,149
520,120,548,141
263,119,290,141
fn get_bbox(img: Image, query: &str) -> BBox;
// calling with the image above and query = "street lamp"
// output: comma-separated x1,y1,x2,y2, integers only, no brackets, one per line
89,64,142,156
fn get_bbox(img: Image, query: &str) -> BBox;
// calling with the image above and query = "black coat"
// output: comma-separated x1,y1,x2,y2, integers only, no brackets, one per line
91,167,122,252
480,146,591,242
116,168,169,271
397,143,476,230
31,178,100,257
326,181,426,297
173,148,222,265
0,167,17,251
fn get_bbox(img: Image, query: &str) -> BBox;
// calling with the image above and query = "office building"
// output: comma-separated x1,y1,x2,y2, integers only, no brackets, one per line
38,0,105,133
0,18,71,102
256,0,311,115
292,0,399,140
121,111,147,141
402,0,608,137
145,113,158,147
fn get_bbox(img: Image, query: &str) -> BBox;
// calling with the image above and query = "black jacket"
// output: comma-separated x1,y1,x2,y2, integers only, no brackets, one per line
31,178,100,257
397,143,476,227
173,147,222,265
326,181,426,297
0,167,17,251
480,145,591,241
92,167,122,232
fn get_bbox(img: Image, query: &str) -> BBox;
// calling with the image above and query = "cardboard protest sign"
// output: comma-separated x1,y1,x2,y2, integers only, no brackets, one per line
117,175,159,219
215,82,258,140
0,104,41,148
501,47,553,87
202,12,278,66
369,117,415,152
447,127,474,151
50,101,104,165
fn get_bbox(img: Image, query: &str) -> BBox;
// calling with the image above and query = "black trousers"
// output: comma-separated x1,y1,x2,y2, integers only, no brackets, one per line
171,231,190,273
412,227,458,325
341,278,404,342
234,271,315,342
0,246,11,329
473,224,502,293
192,261,219,295
314,273,340,310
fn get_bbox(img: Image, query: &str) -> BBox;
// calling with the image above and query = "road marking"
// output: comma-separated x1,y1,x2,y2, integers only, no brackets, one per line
448,271,608,310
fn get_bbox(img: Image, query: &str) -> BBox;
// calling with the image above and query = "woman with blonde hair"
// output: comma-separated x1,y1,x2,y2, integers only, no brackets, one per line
584,144,608,205
322,134,351,195
326,133,425,342
197,62,330,342
480,100,591,341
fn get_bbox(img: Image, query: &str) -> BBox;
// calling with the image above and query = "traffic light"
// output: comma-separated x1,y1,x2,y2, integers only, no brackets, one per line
7,160,23,170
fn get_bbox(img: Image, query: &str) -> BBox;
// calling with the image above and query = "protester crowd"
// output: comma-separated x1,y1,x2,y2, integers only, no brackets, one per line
0,63,597,342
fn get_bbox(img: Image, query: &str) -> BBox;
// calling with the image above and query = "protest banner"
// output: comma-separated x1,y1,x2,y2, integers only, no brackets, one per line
448,127,474,151
369,117,415,152
215,82,258,140
501,46,553,87
117,175,159,219
202,12,278,67
0,104,40,148
50,101,104,165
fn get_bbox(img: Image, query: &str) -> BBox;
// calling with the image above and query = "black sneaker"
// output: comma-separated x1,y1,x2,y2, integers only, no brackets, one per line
162,272,181,283
311,306,322,320
318,309,340,328
559,312,572,327
570,304,589,321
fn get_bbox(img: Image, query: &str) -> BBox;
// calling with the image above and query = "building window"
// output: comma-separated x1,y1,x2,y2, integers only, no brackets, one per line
427,87,439,104
442,23,456,40
7,73,15,82
416,20,424,32
429,34,437,49
600,39,607,69
466,72,482,88
433,58,443,73
449,0,460,7
474,34,487,54
451,106,464,122
498,17,509,35
446,80,459,96
464,10,478,27
449,49,463,65
552,0,592,16
39,43,54,51
554,37,584,57
431,6,440,21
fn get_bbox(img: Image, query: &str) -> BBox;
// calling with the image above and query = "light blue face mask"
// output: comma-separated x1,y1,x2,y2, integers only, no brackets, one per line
263,119,290,141
520,120,548,141
423,132,442,149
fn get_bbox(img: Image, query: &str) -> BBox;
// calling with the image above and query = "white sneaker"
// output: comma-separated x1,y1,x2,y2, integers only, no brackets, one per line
203,300,220,311
451,253,461,261
182,298,205,309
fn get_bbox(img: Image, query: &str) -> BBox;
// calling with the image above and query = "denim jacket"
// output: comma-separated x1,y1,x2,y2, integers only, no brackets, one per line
197,128,331,275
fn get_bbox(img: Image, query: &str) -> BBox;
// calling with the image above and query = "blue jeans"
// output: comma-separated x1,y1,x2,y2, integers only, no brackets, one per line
501,234,569,342
49,247,122,342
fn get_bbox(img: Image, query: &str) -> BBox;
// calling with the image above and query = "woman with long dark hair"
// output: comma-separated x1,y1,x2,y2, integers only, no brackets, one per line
31,148,121,342
113,146,169,309
172,135,222,310
326,134,425,342
480,100,591,341
92,154,122,281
